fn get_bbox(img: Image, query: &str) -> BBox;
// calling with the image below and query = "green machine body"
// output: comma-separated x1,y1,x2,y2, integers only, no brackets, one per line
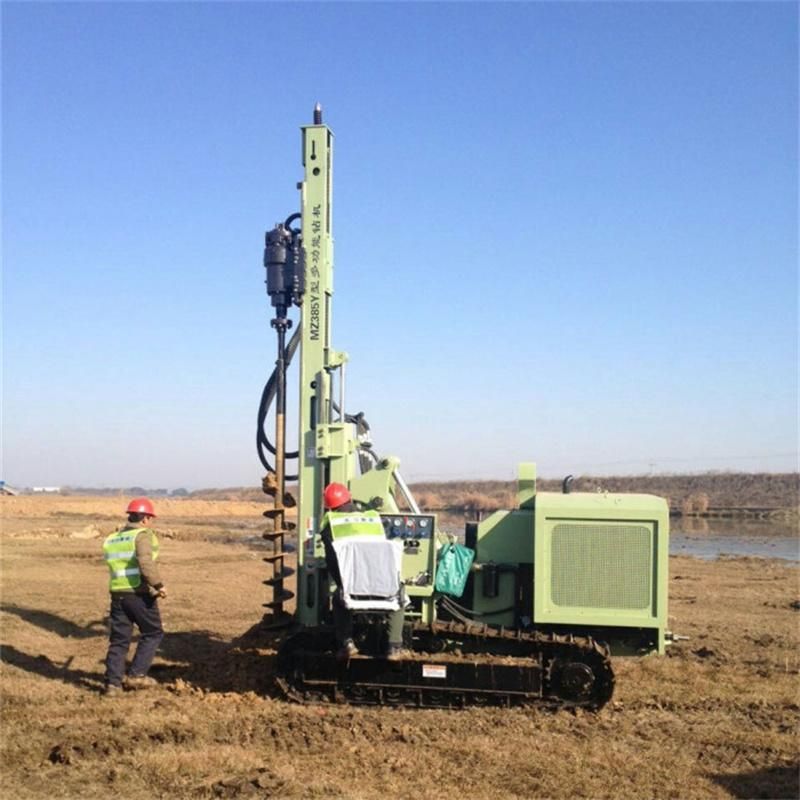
467,464,669,654
261,110,670,710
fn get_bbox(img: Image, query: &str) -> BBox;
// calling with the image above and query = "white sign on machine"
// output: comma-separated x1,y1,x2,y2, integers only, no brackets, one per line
422,664,447,679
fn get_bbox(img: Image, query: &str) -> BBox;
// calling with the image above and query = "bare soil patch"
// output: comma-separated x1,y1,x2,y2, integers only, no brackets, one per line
1,498,798,798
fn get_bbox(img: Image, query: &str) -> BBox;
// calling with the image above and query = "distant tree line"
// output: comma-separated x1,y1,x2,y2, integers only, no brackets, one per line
55,472,799,512
410,472,799,513
63,487,190,497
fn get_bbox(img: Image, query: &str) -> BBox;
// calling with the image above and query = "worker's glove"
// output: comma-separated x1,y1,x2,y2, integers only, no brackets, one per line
156,586,168,599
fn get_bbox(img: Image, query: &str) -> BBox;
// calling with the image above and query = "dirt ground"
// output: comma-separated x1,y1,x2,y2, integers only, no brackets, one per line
1,496,798,799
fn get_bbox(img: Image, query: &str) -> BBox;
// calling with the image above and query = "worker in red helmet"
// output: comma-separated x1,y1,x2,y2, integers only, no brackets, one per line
319,483,406,661
323,482,351,511
101,497,167,696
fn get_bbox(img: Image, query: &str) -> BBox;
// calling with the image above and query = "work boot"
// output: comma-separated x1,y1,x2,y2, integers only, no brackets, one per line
385,643,409,661
336,639,358,661
124,675,157,690
102,684,123,697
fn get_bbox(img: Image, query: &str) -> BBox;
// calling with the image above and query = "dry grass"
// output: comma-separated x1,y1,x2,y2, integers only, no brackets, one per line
1,497,798,799
682,492,711,515
410,472,799,514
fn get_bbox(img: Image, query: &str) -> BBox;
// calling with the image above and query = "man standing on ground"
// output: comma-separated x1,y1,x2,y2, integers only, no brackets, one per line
102,497,166,695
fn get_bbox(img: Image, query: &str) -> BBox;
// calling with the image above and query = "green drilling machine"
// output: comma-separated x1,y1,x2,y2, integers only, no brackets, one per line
256,106,670,710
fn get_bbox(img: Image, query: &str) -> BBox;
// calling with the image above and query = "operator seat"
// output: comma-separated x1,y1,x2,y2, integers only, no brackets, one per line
331,536,405,611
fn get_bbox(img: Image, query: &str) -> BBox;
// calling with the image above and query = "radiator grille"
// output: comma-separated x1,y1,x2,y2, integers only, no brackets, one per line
550,523,652,610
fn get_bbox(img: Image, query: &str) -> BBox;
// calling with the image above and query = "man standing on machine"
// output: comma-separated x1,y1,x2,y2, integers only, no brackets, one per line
101,497,167,695
319,483,406,661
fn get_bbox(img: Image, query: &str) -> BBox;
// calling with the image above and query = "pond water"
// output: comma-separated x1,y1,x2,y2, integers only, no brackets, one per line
436,512,799,563
671,517,798,562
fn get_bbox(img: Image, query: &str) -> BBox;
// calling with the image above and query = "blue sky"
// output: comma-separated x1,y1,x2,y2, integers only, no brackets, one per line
3,1,797,488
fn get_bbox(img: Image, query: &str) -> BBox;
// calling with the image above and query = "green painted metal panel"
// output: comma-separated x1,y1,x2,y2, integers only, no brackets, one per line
292,119,419,625
297,121,337,624
349,457,400,513
476,510,534,564
470,510,534,625
517,462,536,509
533,491,669,652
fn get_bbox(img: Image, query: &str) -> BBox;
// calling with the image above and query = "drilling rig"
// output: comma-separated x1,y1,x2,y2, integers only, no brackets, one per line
257,106,670,710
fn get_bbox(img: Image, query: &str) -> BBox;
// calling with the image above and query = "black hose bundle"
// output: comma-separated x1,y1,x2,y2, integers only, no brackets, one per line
256,326,374,479
439,595,515,624
256,326,301,478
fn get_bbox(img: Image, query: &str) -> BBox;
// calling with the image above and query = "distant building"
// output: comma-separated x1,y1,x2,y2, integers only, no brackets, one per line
32,487,61,493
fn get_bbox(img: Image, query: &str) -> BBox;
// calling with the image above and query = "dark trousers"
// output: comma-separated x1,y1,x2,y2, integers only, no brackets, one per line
332,591,404,647
104,593,164,686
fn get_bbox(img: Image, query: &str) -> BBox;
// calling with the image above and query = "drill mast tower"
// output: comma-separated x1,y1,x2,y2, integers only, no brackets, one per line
256,106,670,710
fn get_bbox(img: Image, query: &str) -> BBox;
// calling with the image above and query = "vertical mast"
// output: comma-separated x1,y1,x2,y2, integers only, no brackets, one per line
296,105,334,624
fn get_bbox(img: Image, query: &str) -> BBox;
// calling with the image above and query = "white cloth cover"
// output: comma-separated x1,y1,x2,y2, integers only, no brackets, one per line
332,536,403,611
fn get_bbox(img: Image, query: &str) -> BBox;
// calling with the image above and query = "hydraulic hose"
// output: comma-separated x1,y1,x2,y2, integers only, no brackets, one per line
284,212,301,233
440,596,516,619
257,326,301,477
257,325,374,479
256,283,375,481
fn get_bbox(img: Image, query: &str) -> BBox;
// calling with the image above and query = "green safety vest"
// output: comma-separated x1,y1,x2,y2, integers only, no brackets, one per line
103,528,159,592
321,510,385,541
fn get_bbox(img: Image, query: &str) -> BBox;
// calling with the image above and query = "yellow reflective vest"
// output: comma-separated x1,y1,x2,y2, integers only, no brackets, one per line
103,528,159,592
320,510,384,540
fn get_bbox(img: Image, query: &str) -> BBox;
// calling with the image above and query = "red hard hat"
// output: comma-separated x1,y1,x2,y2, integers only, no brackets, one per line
323,483,351,510
126,497,156,517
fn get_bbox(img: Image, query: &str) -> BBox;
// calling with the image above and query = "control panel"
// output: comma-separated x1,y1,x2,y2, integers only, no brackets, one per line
381,513,435,541
380,513,437,604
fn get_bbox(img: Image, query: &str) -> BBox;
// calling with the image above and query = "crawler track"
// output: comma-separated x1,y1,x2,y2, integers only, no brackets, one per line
275,621,614,710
